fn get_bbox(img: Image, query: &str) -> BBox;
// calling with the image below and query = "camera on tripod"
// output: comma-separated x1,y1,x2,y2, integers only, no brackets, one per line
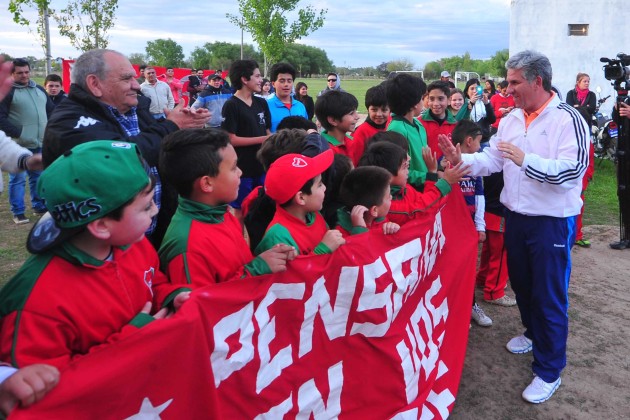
601,53,630,85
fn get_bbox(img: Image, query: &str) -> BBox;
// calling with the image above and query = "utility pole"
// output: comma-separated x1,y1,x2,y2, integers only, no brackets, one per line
240,15,244,59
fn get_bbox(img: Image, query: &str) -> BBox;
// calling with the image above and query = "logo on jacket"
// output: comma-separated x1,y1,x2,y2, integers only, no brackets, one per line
292,157,308,168
74,116,99,129
257,112,266,125
143,267,155,297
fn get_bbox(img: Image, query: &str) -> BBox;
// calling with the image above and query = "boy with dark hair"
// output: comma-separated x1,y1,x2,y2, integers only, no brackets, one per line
222,59,271,214
255,150,345,256
450,120,494,327
158,129,295,287
276,116,317,131
314,90,361,162
44,74,66,107
351,83,390,165
365,130,409,153
386,73,430,189
336,166,400,237
0,141,190,369
421,81,457,159
359,141,467,226
267,62,308,132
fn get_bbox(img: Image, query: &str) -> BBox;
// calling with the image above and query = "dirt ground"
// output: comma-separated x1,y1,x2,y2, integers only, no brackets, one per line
451,225,630,419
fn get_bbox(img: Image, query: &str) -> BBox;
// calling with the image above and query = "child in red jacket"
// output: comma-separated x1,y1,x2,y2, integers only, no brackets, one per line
158,129,295,288
255,150,346,255
335,166,400,237
0,141,191,369
351,84,390,165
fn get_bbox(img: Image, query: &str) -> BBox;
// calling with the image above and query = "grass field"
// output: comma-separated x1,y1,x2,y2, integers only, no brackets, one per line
0,157,621,285
295,78,382,114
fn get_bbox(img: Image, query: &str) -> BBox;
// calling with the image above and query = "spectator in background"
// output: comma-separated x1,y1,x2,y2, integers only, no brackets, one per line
463,78,496,142
440,70,456,89
0,58,52,224
140,66,175,120
257,78,273,99
136,64,147,84
295,82,315,121
484,79,498,99
161,67,183,106
490,80,515,136
192,73,233,128
44,74,67,107
318,73,345,96
187,68,202,102
448,88,468,121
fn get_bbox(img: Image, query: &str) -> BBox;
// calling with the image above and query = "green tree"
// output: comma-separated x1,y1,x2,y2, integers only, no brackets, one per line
488,49,509,77
386,58,415,73
189,42,262,71
277,44,332,77
145,38,185,67
8,0,53,72
128,53,147,65
227,0,326,75
53,0,119,51
423,61,442,80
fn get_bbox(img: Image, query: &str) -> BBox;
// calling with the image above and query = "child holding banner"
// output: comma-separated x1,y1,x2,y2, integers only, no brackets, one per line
157,129,296,287
0,141,191,369
255,149,346,256
335,166,400,237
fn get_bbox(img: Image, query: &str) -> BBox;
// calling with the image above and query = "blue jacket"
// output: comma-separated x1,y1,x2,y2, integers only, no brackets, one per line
267,95,308,132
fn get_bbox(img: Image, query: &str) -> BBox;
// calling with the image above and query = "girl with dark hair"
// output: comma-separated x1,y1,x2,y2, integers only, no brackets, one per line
463,78,496,142
294,82,315,120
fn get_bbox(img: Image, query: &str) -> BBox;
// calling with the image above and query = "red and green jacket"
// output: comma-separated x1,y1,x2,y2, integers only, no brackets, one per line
0,238,185,369
159,197,271,288
335,207,388,238
255,205,331,256
386,115,428,189
349,118,386,166
388,181,451,226
419,109,457,160
321,131,362,165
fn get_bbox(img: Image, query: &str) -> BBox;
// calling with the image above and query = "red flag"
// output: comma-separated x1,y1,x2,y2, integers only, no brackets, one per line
11,188,476,419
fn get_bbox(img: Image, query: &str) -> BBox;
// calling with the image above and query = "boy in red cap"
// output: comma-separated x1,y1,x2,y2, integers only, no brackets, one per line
158,129,296,287
255,149,345,255
0,141,190,370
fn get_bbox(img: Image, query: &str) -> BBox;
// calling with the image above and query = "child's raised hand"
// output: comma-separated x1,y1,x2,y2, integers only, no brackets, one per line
478,231,486,243
382,222,400,235
350,205,368,228
422,147,438,173
259,243,297,273
0,364,60,415
442,161,471,185
321,229,346,252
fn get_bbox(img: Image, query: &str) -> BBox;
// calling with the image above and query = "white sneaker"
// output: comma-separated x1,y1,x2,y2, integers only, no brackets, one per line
471,303,492,327
484,295,517,307
506,335,532,354
522,376,561,403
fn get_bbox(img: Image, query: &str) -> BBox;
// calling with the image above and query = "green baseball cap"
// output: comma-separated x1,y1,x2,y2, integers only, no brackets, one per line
27,141,150,253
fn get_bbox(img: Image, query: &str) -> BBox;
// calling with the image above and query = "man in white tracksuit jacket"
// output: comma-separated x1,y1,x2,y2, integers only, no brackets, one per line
440,50,589,404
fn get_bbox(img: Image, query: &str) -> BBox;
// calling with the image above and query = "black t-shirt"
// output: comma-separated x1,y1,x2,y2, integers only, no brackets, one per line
221,95,271,177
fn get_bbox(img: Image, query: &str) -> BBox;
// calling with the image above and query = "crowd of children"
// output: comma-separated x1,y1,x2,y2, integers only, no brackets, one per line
0,61,521,413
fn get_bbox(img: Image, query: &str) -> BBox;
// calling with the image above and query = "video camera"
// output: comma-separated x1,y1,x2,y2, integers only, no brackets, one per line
601,53,630,86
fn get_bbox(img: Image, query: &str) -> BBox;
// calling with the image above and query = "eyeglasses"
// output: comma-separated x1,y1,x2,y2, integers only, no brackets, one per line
327,79,337,82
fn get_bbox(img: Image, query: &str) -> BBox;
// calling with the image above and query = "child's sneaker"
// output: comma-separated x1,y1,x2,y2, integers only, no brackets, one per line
575,239,591,248
471,303,492,327
485,295,517,307
506,334,532,354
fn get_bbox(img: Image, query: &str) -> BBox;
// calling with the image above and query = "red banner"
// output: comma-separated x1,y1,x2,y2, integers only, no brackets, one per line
60,60,227,100
10,190,476,419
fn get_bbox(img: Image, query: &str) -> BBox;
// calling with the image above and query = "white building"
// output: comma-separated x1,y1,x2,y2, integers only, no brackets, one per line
510,0,629,116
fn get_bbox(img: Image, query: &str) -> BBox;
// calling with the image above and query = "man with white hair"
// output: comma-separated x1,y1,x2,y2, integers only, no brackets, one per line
43,49,210,247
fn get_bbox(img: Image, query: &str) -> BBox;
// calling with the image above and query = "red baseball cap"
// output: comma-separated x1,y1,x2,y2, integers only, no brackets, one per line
265,149,334,204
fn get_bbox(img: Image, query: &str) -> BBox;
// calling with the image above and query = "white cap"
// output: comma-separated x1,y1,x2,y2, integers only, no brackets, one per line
440,71,451,78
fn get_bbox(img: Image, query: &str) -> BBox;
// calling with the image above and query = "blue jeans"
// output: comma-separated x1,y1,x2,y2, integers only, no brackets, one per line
9,147,46,216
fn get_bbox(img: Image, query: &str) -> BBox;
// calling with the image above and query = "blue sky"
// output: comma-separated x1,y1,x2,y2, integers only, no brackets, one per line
0,0,510,69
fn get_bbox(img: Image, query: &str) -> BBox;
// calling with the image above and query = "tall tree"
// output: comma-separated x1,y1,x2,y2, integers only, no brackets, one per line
488,49,509,77
53,0,119,51
128,52,147,65
8,0,53,73
189,42,261,71
277,44,332,77
386,58,415,73
145,38,185,67
227,0,326,75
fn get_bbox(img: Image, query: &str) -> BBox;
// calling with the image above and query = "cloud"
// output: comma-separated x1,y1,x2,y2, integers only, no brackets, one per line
0,0,509,68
